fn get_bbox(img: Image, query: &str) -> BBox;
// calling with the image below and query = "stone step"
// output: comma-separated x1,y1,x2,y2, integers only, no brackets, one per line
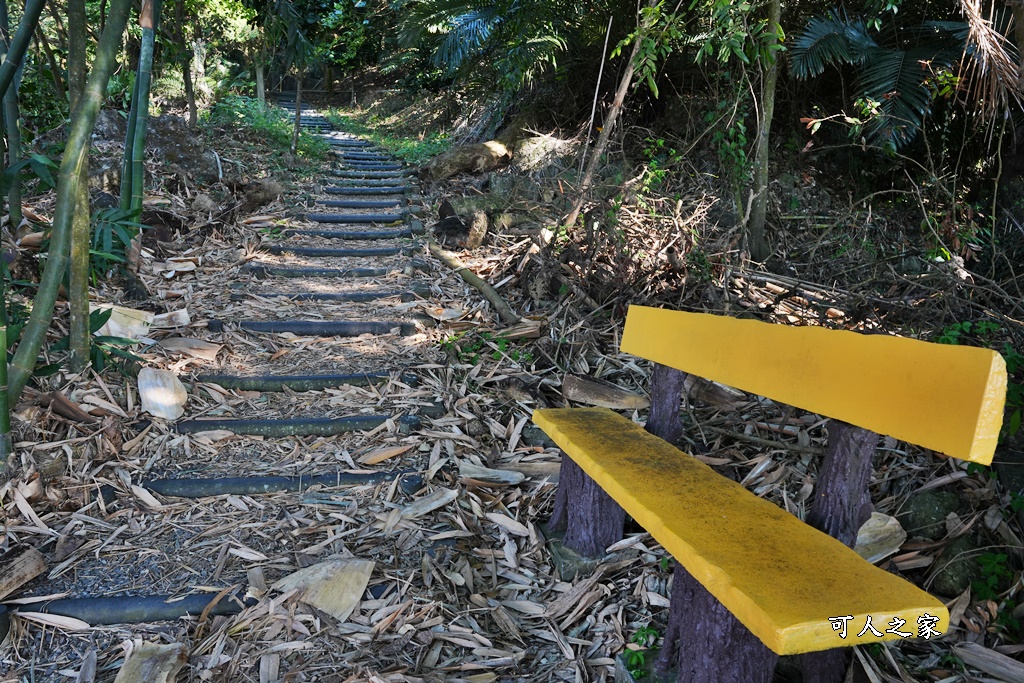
306,212,405,223
314,198,403,209
194,372,419,391
323,186,408,195
283,228,417,240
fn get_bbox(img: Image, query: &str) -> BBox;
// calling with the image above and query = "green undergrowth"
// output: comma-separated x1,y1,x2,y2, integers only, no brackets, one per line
325,109,451,164
206,95,330,161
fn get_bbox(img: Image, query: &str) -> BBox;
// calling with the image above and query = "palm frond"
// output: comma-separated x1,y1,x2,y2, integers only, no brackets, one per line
435,9,503,72
790,10,877,80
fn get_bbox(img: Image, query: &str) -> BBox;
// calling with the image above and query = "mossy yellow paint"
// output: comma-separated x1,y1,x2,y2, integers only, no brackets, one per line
620,306,1006,465
533,408,949,655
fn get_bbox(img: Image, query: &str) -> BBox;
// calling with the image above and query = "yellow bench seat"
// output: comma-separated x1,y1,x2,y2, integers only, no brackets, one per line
533,406,949,655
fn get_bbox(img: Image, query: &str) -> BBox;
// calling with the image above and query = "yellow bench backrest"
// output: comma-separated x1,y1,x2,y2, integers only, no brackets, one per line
620,306,1007,465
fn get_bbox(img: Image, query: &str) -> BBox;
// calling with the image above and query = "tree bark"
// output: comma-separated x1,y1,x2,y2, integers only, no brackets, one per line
801,421,878,683
33,28,64,102
291,69,302,155
8,0,132,401
655,560,778,683
175,0,196,127
646,363,685,443
547,454,625,558
66,0,89,372
559,23,645,234
746,0,780,262
254,45,265,105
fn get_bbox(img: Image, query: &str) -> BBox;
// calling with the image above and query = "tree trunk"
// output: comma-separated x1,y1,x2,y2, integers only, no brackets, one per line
560,25,644,234
801,421,878,683
655,560,778,683
175,0,195,127
646,363,685,443
547,454,625,558
254,46,265,105
325,63,332,96
291,70,302,155
66,0,89,372
34,28,64,102
8,0,132,402
0,0,44,103
746,0,780,262
46,4,68,52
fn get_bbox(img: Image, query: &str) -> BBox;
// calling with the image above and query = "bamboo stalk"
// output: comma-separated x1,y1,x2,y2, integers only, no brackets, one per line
66,0,90,372
121,0,162,213
427,238,520,324
0,0,23,229
7,0,132,402
0,0,45,103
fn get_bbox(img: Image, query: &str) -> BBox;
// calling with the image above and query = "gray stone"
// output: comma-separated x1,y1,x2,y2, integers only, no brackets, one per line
931,535,979,597
511,134,577,174
521,425,555,448
896,491,961,540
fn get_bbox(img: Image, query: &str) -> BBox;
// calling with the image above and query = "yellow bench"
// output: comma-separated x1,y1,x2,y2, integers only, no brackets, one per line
533,306,1006,683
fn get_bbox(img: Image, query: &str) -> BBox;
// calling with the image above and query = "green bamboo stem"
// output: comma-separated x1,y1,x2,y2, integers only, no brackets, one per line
66,0,90,372
0,0,43,103
7,0,132,403
118,68,139,210
0,0,22,229
129,0,161,215
0,324,11,462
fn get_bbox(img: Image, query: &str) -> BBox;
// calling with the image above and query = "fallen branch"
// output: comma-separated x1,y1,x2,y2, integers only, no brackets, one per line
427,238,520,324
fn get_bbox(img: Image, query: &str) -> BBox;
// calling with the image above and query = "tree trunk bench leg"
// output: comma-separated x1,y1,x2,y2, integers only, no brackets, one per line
801,420,878,683
647,363,686,443
548,454,625,558
655,560,778,683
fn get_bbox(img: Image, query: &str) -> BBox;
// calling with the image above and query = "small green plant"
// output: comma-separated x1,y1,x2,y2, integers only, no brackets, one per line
973,552,1013,602
91,207,144,282
50,308,142,374
633,625,659,648
623,625,660,679
440,331,533,366
622,648,646,679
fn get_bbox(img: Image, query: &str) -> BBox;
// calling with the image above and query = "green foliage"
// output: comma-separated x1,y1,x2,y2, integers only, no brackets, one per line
612,1,685,99
691,0,784,68
639,137,680,196
396,0,597,95
90,207,143,282
1,153,57,197
972,552,1012,601
206,95,329,158
622,648,647,679
623,625,660,679
50,308,143,374
326,110,451,163
936,320,1023,438
441,330,533,366
790,9,965,150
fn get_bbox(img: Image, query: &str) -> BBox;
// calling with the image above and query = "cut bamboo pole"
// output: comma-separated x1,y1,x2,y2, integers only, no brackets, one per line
427,238,520,324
